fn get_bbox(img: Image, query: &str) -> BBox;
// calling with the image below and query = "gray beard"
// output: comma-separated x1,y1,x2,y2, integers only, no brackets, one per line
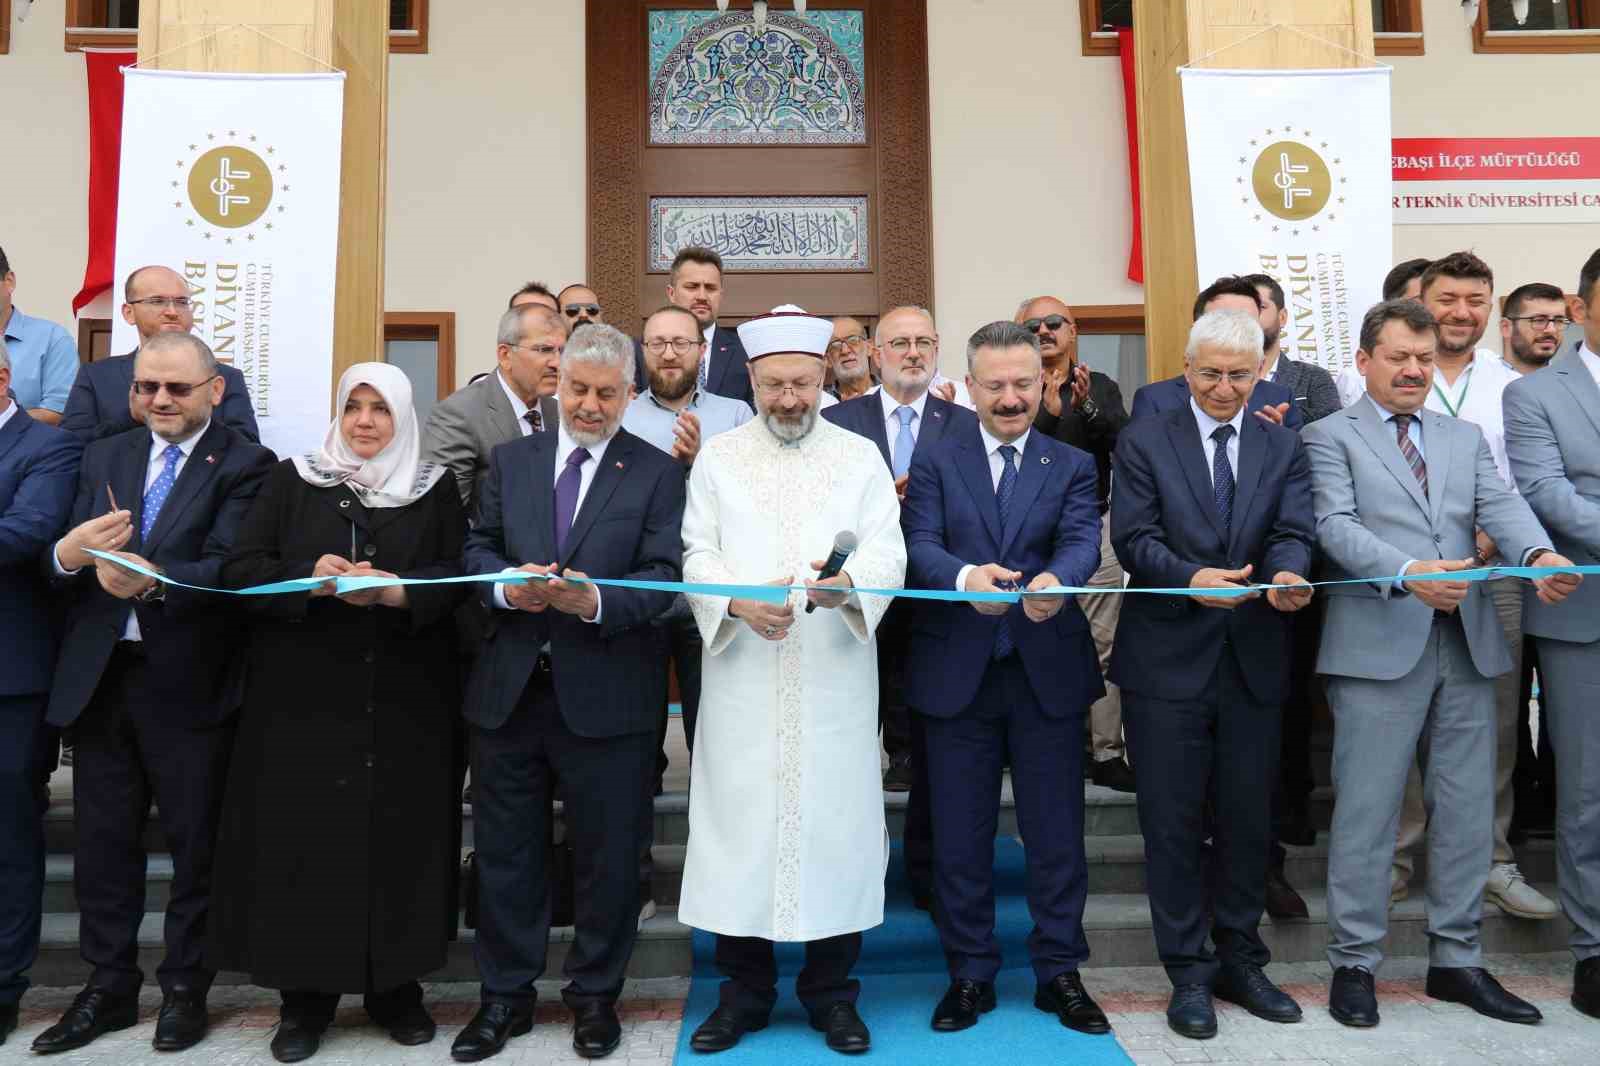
563,412,617,448
763,408,817,444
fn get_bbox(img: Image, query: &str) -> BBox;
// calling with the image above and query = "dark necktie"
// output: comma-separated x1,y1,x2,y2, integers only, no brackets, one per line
993,443,1018,660
524,407,543,434
553,447,590,555
141,444,183,540
1393,413,1428,499
1211,424,1236,533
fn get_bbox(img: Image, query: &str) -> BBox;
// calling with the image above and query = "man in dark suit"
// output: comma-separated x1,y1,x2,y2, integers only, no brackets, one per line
33,332,272,1055
903,321,1109,1037
1130,277,1305,432
823,305,975,910
0,342,81,1046
452,324,685,1063
666,246,752,407
1241,274,1342,424
1110,309,1315,1040
59,266,259,444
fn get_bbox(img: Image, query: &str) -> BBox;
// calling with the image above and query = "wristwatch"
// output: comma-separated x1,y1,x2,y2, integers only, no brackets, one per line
1079,397,1101,421
137,579,167,603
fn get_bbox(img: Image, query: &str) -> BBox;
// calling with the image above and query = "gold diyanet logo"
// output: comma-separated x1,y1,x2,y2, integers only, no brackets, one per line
172,133,289,242
1234,127,1346,237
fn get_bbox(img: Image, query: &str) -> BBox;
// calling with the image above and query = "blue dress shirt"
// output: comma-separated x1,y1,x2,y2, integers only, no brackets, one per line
3,307,79,413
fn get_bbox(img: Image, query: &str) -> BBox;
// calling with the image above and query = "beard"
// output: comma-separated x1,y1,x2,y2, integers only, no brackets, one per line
1510,333,1556,367
1262,326,1281,355
562,409,618,448
833,360,869,384
648,364,696,401
763,407,817,444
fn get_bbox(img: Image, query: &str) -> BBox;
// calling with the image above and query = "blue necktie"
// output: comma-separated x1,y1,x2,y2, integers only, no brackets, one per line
891,405,917,479
1211,424,1236,533
993,443,1018,660
141,444,183,541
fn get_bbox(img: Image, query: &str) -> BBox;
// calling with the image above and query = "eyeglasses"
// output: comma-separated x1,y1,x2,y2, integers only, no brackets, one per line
755,379,821,398
643,338,703,355
1506,314,1572,332
1023,315,1074,334
883,336,937,355
511,343,562,358
131,375,218,398
563,304,601,318
1192,369,1257,386
826,334,867,354
127,296,192,311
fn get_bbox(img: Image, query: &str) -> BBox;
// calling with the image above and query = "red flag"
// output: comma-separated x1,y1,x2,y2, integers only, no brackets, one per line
73,51,136,314
1118,28,1143,285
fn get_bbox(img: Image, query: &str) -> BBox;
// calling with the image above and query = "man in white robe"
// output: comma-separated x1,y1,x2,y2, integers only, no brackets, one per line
679,307,906,1055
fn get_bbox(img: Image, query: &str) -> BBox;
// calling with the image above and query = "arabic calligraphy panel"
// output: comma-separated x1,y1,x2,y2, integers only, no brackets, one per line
649,196,870,272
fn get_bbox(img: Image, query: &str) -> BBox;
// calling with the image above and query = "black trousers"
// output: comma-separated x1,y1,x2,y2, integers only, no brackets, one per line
1123,651,1279,986
1272,601,1323,866
280,980,422,1027
72,645,233,997
1513,636,1557,829
0,694,55,1007
470,668,654,1009
643,610,702,887
876,610,932,900
714,932,862,1017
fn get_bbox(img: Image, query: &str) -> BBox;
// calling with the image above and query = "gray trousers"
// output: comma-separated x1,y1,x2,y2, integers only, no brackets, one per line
1533,635,1600,962
1083,513,1125,762
1326,615,1495,973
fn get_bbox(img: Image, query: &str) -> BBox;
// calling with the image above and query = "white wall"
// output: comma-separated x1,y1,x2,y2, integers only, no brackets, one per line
3,0,1593,389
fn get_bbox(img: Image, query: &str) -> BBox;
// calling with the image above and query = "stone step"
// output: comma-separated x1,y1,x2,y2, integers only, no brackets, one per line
32,882,1574,988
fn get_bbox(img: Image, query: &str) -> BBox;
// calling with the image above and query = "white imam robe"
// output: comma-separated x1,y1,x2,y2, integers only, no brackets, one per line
678,417,906,942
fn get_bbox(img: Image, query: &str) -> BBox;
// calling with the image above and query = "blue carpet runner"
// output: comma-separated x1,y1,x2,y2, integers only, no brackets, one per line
672,838,1133,1064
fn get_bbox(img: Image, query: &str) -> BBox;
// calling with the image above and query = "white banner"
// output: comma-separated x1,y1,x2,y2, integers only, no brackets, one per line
1180,68,1392,378
113,69,346,457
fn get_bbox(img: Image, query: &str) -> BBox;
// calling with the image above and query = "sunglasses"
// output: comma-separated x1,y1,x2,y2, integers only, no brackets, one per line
564,304,601,318
131,375,219,398
1023,315,1074,334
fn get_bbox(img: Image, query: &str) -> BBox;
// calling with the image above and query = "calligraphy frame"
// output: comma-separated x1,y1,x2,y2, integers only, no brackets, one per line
648,196,870,272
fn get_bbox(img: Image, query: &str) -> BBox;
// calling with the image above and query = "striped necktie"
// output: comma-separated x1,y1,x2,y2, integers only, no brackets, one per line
1393,414,1428,499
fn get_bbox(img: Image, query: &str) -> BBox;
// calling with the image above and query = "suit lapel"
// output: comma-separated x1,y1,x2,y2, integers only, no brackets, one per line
914,398,951,459
117,429,153,548
523,433,558,562
483,374,521,444
999,433,1049,557
1166,411,1227,544
558,430,633,567
0,408,28,465
538,395,560,435
863,397,893,468
1554,347,1600,440
144,423,228,555
1422,409,1455,529
1350,398,1430,519
954,431,1002,550
709,327,731,395
1230,416,1266,552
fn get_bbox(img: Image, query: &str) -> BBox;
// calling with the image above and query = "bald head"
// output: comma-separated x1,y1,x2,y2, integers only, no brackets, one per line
122,265,196,342
1014,296,1076,369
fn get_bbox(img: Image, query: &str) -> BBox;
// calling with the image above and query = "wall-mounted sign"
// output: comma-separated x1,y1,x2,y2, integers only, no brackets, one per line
649,196,869,272
1392,137,1600,225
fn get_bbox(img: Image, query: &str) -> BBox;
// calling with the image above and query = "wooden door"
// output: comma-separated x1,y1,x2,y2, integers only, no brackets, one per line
587,0,932,332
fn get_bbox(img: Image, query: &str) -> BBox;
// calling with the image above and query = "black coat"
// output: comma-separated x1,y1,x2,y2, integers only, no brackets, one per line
208,460,468,993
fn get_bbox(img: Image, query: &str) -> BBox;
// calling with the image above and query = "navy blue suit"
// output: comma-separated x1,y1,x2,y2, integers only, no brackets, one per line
903,423,1103,983
1130,373,1305,432
60,351,260,444
1108,405,1313,986
0,409,80,1009
48,420,273,998
704,326,752,408
463,427,684,1009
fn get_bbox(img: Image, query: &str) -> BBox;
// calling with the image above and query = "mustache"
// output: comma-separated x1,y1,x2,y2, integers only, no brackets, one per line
992,404,1029,417
1395,376,1427,388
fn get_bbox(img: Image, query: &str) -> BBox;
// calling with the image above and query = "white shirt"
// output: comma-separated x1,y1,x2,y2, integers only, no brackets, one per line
0,399,17,434
878,386,928,461
1189,397,1244,479
1581,342,1600,388
495,370,537,436
491,423,612,620
954,424,1033,592
1422,347,1520,491
52,420,212,641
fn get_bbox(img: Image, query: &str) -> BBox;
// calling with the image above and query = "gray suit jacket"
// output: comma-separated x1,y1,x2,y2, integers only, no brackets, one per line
1304,394,1548,682
420,372,558,519
1504,345,1600,644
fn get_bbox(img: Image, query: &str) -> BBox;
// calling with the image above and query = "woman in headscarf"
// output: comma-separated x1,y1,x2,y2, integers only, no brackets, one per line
210,363,468,1063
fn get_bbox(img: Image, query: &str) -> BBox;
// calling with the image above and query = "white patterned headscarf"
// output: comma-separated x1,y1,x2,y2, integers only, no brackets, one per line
290,362,446,509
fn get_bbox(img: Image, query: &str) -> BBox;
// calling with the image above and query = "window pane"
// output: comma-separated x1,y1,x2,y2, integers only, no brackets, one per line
1096,1,1133,30
384,339,439,424
1078,334,1148,393
107,0,140,29
1371,0,1390,31
391,0,413,32
1487,0,1584,29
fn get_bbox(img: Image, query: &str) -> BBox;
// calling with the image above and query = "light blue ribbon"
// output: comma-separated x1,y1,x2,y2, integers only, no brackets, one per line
84,550,1599,605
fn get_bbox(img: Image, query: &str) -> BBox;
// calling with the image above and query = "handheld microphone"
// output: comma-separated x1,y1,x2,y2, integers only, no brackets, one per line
804,530,858,613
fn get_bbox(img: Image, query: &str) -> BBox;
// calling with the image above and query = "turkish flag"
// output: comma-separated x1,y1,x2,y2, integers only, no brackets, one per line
1118,28,1143,285
73,52,136,314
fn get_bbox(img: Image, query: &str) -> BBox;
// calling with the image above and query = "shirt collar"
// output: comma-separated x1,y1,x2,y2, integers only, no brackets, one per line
646,387,699,413
3,305,28,342
878,385,928,424
0,400,18,433
556,421,614,467
495,369,531,421
977,422,1029,458
152,419,212,460
1188,396,1245,441
703,321,716,346
1579,341,1600,376
1365,395,1419,426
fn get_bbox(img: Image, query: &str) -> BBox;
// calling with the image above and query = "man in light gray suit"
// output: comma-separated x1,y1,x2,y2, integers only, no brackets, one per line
422,304,564,517
1304,299,1581,1030
1503,247,1600,1021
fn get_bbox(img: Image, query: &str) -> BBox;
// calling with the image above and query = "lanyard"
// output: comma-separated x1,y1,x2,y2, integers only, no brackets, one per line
1431,363,1472,418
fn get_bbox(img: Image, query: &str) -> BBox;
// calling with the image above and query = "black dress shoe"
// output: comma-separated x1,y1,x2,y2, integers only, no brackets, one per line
809,1001,870,1053
1,1002,18,1045
689,1005,768,1053
931,979,995,1032
153,987,210,1051
1574,957,1600,1019
1214,963,1302,1023
1034,972,1110,1034
882,753,914,793
384,1003,437,1046
1328,966,1378,1028
1426,966,1542,1024
451,1002,534,1062
1264,867,1310,921
572,1002,621,1059
31,986,139,1054
271,1017,327,1063
1166,984,1216,1039
1091,757,1138,793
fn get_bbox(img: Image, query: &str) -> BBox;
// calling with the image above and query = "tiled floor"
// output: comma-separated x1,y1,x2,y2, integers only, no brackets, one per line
5,954,1593,1064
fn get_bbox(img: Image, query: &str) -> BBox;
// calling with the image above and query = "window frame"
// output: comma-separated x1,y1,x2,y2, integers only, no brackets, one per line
1079,1,1422,57
1078,0,1127,58
1474,0,1600,54
384,311,456,402
64,0,431,54
1,0,10,55
76,317,115,364
1074,304,1145,336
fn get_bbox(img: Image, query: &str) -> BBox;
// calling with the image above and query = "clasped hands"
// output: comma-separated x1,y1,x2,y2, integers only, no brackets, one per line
501,562,599,620
1404,553,1581,612
1188,564,1314,612
963,563,1068,622
729,560,855,642
59,510,158,600
310,555,408,608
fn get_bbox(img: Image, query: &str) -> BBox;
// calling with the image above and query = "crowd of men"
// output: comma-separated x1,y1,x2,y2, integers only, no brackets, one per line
0,241,1598,1063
